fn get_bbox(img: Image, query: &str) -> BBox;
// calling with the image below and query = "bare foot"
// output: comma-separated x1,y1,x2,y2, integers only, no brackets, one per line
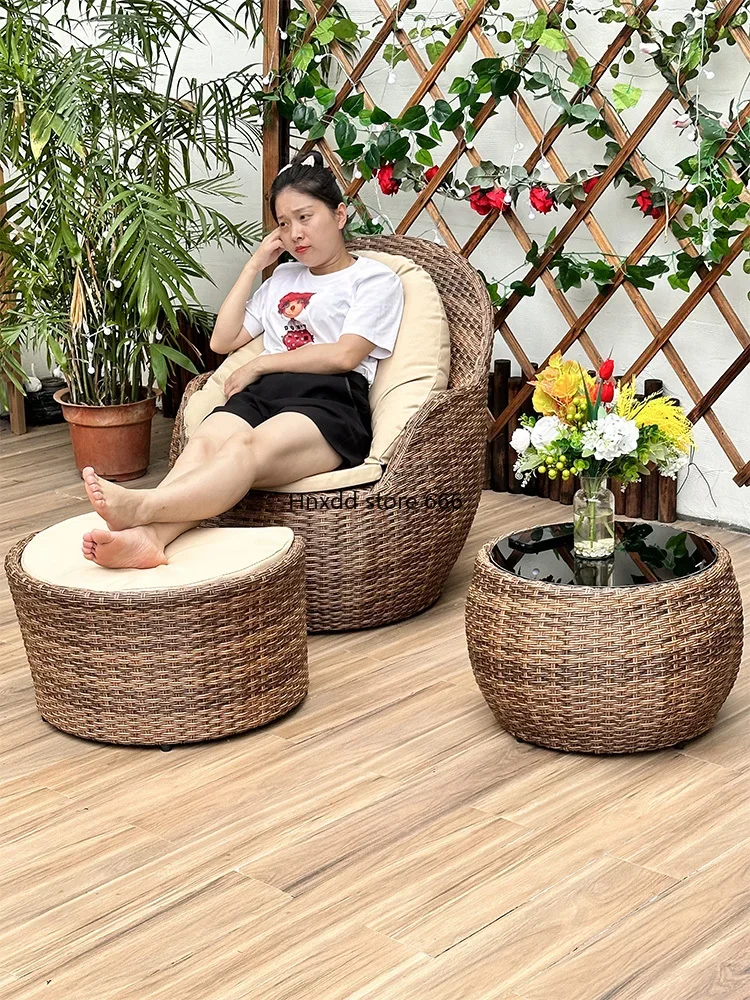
82,466,145,530
81,525,168,570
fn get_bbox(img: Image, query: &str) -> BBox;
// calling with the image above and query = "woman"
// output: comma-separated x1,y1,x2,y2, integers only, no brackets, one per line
80,150,405,569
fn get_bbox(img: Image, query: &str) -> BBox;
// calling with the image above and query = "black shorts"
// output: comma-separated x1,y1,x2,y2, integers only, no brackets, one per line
207,370,372,469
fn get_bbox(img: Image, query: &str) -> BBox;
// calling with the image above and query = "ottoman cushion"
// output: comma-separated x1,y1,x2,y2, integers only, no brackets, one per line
21,511,294,592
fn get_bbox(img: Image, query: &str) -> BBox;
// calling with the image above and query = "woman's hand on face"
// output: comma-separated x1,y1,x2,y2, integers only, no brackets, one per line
249,227,285,271
223,360,264,398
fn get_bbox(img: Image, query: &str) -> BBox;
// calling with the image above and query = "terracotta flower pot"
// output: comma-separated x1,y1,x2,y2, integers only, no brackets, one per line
53,389,157,482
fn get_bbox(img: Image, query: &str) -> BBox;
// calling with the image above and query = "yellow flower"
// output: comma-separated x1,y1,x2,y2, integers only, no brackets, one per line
616,379,694,452
614,378,639,420
530,351,595,420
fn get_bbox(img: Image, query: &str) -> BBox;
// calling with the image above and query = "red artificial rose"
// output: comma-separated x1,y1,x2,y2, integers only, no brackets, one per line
424,166,439,183
635,189,663,219
582,176,601,194
598,358,615,380
600,381,615,404
468,185,493,216
529,185,557,214
486,187,512,213
377,163,401,195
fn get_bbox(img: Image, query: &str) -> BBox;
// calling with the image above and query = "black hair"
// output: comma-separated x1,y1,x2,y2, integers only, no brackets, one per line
268,149,346,223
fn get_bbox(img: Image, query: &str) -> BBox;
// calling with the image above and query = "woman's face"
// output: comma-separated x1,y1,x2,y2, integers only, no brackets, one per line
274,188,346,266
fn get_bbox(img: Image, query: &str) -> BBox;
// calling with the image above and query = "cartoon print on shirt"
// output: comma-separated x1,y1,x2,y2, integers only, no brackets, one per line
278,291,316,350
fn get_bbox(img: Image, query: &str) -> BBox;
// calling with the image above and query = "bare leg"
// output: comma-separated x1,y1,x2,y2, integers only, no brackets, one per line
81,412,342,566
81,411,251,568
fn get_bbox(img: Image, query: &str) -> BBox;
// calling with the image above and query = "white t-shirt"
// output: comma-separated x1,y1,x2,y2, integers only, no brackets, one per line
242,254,405,385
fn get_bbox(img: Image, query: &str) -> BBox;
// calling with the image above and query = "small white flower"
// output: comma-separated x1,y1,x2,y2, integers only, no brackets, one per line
514,142,524,152
371,215,380,225
510,427,532,454
279,28,287,39
659,449,688,478
387,71,396,84
52,366,63,378
353,166,362,179
530,415,564,450
529,211,536,219
503,191,512,205
720,116,731,129
88,364,95,374
581,413,639,462
704,70,714,80
640,42,660,55
672,114,692,130
155,331,163,341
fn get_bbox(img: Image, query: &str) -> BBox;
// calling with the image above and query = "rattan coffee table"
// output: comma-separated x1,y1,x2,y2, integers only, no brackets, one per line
465,521,743,754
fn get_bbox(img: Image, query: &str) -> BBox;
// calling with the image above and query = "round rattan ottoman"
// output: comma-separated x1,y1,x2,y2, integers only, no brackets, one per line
465,520,743,754
5,513,308,747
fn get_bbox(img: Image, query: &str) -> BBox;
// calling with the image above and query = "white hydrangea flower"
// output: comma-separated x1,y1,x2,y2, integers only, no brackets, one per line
581,413,639,462
510,426,532,454
530,415,564,450
659,448,689,479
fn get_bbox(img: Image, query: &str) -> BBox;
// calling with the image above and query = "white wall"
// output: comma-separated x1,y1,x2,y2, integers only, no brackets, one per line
18,1,750,526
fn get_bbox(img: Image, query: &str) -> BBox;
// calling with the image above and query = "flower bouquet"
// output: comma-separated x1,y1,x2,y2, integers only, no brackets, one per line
511,353,695,559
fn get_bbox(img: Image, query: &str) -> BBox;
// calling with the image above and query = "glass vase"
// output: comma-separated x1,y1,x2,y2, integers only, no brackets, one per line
573,475,615,559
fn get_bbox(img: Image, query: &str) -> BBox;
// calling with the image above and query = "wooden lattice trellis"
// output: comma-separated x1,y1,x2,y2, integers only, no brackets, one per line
262,0,750,484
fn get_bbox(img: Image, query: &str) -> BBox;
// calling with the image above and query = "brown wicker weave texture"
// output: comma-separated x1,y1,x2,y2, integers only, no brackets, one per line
465,530,744,754
5,535,308,746
169,235,495,632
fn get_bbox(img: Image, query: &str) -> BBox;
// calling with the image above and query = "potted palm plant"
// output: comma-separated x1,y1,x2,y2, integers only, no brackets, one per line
0,0,265,479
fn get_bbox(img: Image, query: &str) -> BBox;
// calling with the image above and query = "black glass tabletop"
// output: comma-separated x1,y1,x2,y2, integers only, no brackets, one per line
489,521,717,588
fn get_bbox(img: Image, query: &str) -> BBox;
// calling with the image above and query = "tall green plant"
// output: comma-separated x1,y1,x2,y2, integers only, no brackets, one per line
0,0,265,405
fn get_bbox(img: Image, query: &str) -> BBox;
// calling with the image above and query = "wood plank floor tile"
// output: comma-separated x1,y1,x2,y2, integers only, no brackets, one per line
2,417,749,998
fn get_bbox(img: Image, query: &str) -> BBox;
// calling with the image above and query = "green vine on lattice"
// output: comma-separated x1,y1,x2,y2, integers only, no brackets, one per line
258,1,750,303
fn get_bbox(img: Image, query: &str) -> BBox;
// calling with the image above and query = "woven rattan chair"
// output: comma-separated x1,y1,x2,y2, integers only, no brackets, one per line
169,235,494,631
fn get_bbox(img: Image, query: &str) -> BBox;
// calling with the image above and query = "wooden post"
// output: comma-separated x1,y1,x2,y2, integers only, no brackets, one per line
506,376,522,494
625,479,642,519
548,472,561,503
658,474,678,522
0,166,26,434
641,464,659,520
491,360,510,491
612,478,626,515
658,395,680,522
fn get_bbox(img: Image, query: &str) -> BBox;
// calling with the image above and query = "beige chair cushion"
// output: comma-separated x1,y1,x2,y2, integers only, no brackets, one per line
182,250,450,491
21,512,294,592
